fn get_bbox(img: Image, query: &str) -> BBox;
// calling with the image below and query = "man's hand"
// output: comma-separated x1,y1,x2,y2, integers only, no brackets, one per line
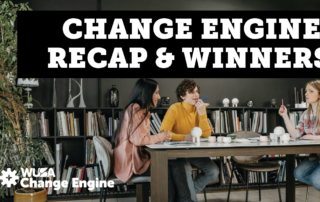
184,133,193,141
164,130,172,141
196,99,205,115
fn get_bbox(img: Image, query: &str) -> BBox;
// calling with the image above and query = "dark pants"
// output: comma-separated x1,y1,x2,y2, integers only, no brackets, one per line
133,159,194,202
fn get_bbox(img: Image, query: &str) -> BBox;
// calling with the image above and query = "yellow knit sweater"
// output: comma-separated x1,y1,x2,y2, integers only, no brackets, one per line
160,101,211,141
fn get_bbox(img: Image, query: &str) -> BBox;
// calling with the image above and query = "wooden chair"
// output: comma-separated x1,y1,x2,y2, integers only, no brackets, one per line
93,136,150,202
227,131,282,202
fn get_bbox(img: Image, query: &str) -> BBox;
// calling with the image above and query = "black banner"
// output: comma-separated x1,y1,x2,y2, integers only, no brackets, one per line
18,11,320,78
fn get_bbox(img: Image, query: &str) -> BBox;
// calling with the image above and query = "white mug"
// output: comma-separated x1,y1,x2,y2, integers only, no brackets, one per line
223,137,232,143
282,133,290,142
270,133,275,140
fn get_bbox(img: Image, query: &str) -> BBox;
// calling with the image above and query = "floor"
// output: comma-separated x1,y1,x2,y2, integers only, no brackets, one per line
49,186,319,202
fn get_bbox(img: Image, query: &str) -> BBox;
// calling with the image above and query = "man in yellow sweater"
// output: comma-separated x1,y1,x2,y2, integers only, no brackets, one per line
160,79,219,202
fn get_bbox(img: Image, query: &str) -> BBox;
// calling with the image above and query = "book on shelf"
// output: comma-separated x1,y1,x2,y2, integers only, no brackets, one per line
108,117,113,136
59,155,69,194
150,112,162,133
94,166,101,192
97,111,105,136
55,143,62,194
210,110,220,133
70,112,75,136
43,141,55,165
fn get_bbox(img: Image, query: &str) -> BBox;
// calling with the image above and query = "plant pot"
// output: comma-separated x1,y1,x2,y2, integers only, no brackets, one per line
14,188,47,202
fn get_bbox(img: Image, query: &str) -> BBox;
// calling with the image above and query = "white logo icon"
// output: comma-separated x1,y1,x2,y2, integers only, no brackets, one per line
0,168,19,187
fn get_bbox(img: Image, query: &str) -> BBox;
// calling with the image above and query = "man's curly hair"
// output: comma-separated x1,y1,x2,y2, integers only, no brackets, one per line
176,79,200,102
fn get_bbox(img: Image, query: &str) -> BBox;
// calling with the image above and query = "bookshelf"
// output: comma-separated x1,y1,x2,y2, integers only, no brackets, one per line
24,106,308,200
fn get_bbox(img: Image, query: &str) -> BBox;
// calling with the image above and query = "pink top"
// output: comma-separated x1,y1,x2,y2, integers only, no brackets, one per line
114,103,165,183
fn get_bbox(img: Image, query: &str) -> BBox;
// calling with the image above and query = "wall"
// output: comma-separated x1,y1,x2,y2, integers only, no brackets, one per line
30,78,316,109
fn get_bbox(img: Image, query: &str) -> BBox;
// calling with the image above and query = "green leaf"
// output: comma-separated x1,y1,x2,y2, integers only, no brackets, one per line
12,56,16,62
28,95,32,103
10,20,13,26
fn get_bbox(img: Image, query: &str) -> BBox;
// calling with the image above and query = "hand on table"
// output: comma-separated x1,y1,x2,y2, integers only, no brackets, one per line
299,135,317,140
196,99,205,115
160,130,172,141
184,133,193,141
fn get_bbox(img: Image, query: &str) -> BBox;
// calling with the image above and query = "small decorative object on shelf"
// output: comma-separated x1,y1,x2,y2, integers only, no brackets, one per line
66,79,81,108
53,78,56,108
231,98,239,107
286,104,291,108
109,85,119,107
271,99,277,108
160,97,170,107
222,98,230,107
17,78,39,108
79,79,86,107
246,100,254,107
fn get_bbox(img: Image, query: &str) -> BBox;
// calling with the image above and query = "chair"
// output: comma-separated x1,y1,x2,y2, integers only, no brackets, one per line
305,185,309,202
93,136,150,202
227,131,282,202
192,166,207,202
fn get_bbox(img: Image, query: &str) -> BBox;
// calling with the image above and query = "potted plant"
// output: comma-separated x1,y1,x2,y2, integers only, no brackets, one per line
0,1,51,201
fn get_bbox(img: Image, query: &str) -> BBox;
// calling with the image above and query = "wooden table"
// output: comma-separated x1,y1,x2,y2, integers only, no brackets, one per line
145,140,320,202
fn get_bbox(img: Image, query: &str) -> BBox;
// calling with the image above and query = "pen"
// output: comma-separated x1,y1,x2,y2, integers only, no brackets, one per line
202,128,214,133
200,97,208,100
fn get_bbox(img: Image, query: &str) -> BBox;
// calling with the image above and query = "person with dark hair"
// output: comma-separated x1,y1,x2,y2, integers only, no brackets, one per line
160,79,220,202
112,78,194,201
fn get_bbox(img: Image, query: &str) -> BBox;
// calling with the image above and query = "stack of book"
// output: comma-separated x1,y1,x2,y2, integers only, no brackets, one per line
27,112,50,137
150,112,162,135
86,111,110,136
86,166,102,192
31,167,55,195
247,171,269,184
247,111,267,133
57,111,80,136
221,157,242,184
210,110,245,133
86,139,95,164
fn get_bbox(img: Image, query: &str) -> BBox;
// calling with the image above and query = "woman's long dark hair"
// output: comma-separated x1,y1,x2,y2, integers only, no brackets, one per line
111,78,158,149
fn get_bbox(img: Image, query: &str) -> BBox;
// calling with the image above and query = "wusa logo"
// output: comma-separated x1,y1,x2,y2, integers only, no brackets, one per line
0,168,114,190
0,168,19,187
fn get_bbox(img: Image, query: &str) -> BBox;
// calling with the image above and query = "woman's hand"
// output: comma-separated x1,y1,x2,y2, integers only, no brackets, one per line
160,130,172,141
164,130,172,141
196,99,205,115
299,135,318,140
184,133,193,141
278,105,288,118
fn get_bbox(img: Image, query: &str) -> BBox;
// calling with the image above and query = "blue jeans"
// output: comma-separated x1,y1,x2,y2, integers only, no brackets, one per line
181,158,220,202
294,158,320,191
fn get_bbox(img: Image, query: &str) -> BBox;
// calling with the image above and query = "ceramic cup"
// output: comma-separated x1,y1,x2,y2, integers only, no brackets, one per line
217,136,224,143
223,137,232,143
260,136,268,142
209,136,216,143
282,133,290,142
270,133,275,140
